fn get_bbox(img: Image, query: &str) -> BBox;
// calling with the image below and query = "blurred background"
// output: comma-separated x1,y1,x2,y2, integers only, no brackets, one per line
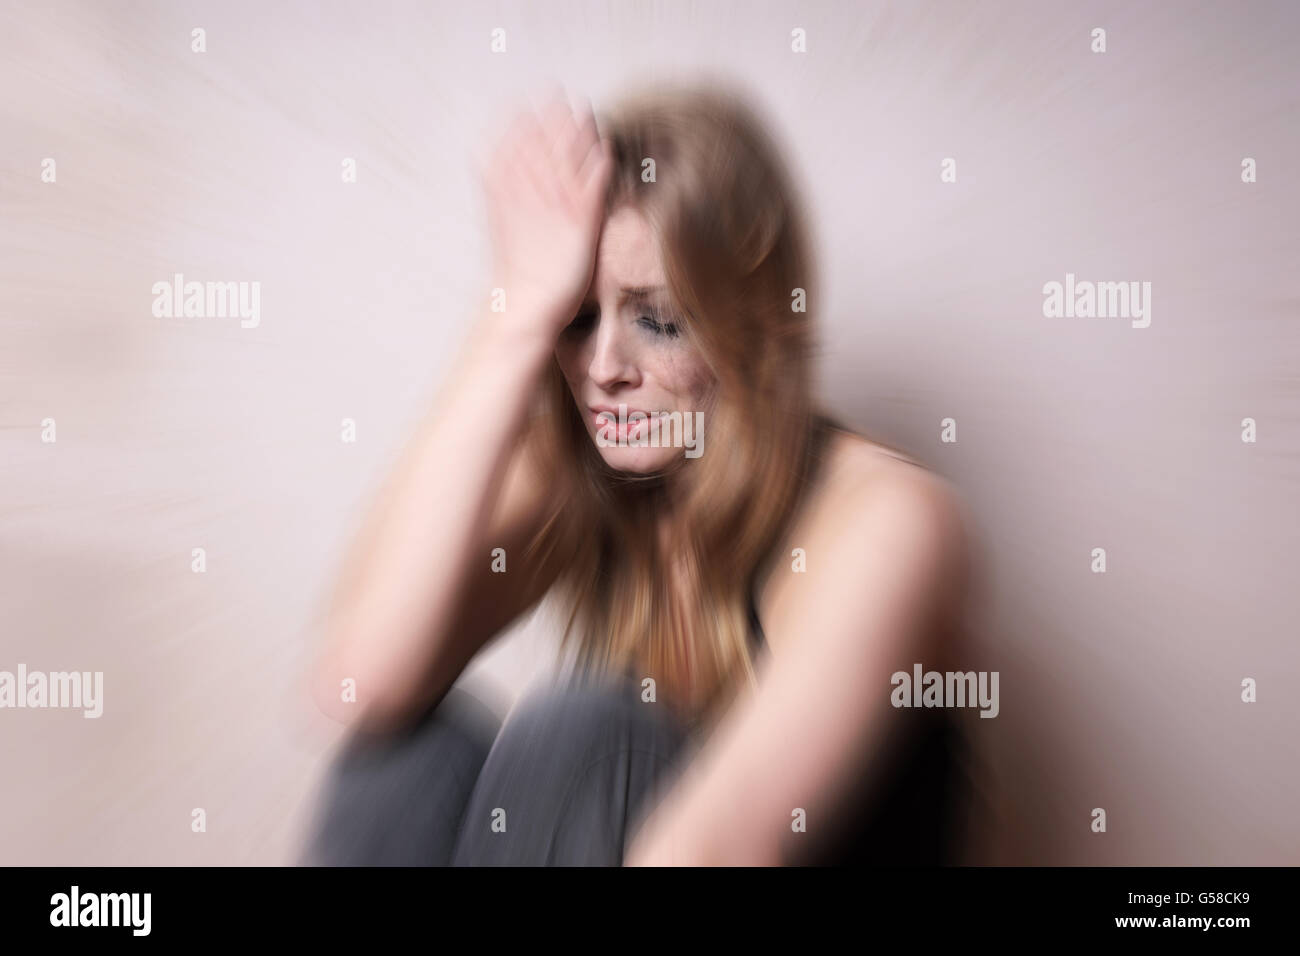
2,0,1297,864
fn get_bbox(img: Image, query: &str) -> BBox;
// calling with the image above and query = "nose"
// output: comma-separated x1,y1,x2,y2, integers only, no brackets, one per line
587,315,641,391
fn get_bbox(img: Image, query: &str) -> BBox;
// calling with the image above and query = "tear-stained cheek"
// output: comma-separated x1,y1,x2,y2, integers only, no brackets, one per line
651,343,703,399
674,355,717,411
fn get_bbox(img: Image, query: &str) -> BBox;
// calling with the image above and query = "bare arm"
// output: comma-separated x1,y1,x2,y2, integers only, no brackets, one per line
310,322,557,735
310,96,613,736
624,468,970,865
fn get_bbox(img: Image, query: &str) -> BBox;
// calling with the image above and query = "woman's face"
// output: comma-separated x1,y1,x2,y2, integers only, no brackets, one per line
555,205,715,475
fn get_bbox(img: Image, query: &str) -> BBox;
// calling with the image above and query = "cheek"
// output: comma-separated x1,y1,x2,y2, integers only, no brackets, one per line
656,351,715,409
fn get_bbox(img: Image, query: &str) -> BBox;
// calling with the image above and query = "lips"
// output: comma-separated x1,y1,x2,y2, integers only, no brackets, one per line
590,404,652,421
589,405,658,439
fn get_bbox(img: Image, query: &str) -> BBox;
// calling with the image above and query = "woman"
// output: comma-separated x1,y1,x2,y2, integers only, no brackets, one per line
303,83,975,866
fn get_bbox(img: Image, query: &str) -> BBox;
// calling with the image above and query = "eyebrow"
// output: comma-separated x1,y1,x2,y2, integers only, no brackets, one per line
577,286,669,309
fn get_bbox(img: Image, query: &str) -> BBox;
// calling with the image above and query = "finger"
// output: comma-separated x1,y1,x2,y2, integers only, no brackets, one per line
514,109,563,207
527,84,568,162
542,92,591,191
563,97,599,172
485,106,532,192
546,98,583,176
538,88,572,139
552,116,586,182
577,136,614,205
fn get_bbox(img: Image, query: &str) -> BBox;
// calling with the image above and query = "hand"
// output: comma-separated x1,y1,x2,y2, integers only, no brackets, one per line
481,91,613,338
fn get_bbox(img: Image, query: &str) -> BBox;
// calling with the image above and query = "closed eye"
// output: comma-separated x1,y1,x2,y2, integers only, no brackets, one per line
637,312,680,338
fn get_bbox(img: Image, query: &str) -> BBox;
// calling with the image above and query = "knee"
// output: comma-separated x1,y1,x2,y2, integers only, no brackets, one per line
330,685,499,775
450,680,691,865
301,685,502,866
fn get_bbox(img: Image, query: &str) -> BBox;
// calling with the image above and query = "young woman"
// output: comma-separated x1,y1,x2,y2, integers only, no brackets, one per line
303,84,975,866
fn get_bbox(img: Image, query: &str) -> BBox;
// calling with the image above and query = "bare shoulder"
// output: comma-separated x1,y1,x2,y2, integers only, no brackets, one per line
779,427,967,552
755,428,970,651
816,430,965,539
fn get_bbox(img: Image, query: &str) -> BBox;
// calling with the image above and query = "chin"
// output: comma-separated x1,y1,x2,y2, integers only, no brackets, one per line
593,444,684,475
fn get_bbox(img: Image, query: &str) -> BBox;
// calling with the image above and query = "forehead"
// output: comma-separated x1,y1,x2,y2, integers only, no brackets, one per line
592,205,665,291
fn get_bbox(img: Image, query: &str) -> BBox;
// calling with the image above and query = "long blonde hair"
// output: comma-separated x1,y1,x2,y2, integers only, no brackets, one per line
522,83,827,731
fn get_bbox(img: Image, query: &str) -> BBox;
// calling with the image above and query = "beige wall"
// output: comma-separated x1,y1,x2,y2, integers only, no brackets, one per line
2,0,1296,864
